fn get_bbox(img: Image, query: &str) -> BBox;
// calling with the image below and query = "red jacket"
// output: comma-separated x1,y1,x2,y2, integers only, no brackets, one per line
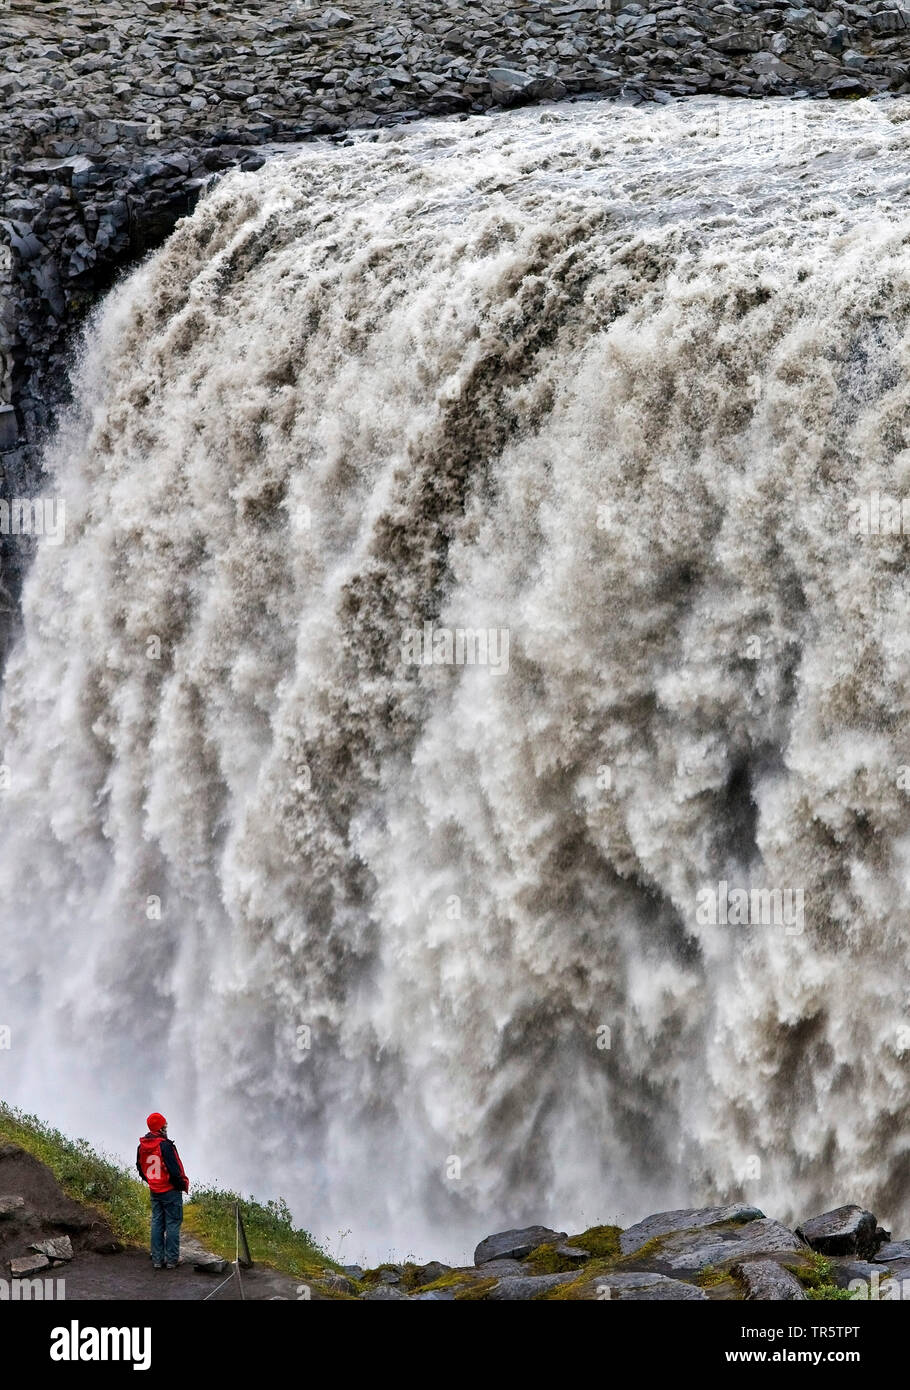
136,1132,189,1194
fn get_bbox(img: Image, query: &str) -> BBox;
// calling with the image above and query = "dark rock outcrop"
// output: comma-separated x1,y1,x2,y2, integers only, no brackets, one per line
796,1205,882,1260
474,1225,568,1265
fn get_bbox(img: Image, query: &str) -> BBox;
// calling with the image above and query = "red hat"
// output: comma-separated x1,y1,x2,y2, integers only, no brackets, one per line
146,1112,167,1131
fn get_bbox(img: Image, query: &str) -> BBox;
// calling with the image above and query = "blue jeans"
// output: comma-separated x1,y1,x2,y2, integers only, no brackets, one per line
150,1189,183,1266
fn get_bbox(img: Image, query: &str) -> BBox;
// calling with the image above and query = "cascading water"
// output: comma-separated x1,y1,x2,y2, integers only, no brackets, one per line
2,97,910,1260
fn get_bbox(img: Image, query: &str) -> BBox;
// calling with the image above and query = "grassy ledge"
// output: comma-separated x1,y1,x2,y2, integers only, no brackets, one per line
0,1103,335,1282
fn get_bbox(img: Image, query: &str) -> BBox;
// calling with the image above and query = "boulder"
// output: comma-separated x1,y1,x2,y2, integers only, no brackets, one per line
323,8,355,26
474,1226,568,1266
360,1284,409,1300
591,1271,709,1301
10,1253,51,1277
631,1218,806,1273
180,1234,229,1274
875,1241,910,1264
29,1235,73,1262
620,1204,764,1256
827,75,872,95
487,68,535,105
526,77,568,102
0,1195,26,1219
319,1271,356,1295
796,1206,880,1260
487,1272,579,1300
870,8,908,34
733,1259,806,1300
411,1260,452,1289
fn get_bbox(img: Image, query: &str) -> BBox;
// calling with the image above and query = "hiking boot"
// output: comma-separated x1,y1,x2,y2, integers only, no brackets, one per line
152,1262,165,1270
165,1262,179,1270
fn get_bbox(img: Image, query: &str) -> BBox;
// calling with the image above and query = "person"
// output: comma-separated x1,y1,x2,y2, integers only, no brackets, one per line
136,1112,190,1270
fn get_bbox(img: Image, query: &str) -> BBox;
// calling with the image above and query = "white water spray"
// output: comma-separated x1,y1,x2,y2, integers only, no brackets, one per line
2,98,910,1258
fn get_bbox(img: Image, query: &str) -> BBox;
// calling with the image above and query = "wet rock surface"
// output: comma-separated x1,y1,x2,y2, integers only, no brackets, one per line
620,1204,765,1256
732,1257,807,1300
475,1224,568,1264
796,1204,883,1260
351,1202,910,1298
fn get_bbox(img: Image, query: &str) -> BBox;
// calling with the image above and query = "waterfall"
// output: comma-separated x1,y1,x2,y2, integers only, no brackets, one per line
2,97,910,1259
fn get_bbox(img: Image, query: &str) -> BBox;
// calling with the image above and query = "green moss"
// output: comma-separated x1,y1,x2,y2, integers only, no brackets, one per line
537,1228,670,1298
394,1263,423,1292
416,1269,477,1294
523,1242,576,1275
538,1276,585,1300
454,1276,498,1301
793,1252,858,1302
358,1262,434,1294
617,1233,668,1265
360,1262,403,1288
538,1257,616,1300
568,1224,622,1259
697,1264,728,1288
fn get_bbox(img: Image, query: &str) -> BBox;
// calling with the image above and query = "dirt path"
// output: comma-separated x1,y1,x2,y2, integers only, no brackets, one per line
56,1248,305,1301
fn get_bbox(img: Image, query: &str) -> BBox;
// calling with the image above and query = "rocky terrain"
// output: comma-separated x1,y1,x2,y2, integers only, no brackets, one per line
4,0,910,492
4,1128,907,1300
339,1204,910,1300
